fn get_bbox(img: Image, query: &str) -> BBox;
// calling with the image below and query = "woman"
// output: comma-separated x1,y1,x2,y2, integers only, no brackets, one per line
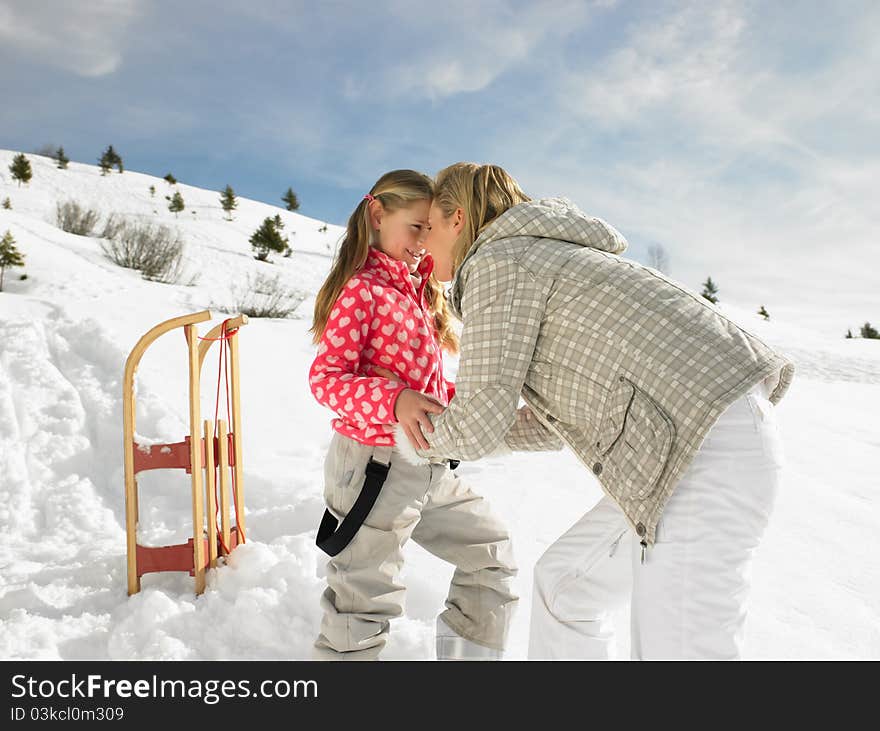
393,162,794,659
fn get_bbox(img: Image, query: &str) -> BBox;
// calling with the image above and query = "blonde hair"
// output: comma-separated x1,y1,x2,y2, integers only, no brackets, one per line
310,169,459,354
433,162,531,276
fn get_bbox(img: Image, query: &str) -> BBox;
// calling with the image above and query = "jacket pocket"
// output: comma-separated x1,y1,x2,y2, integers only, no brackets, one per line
596,376,675,500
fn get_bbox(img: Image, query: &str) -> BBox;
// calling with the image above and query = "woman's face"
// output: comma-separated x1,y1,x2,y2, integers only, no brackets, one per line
424,201,462,282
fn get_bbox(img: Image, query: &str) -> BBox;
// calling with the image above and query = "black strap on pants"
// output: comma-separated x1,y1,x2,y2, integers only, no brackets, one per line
315,455,460,557
316,458,390,557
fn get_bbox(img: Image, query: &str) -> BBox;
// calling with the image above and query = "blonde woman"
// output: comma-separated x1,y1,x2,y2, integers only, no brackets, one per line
395,162,795,660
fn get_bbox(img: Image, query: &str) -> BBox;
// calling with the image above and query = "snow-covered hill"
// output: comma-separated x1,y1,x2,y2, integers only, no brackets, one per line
1,148,878,659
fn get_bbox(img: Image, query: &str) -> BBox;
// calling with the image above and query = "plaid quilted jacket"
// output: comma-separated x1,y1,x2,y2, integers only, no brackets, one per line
409,197,795,546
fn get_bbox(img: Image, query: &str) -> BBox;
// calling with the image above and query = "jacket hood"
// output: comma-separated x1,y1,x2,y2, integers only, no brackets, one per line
449,197,628,315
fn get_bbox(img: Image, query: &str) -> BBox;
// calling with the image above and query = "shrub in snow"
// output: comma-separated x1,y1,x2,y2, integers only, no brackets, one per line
99,219,185,284
860,322,879,340
33,143,58,158
216,271,306,319
168,191,185,217
55,200,101,236
2,197,11,209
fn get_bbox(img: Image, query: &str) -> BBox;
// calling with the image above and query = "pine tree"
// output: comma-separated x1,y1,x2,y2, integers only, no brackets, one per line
860,322,880,339
2,198,11,210
220,185,238,221
9,154,32,186
282,187,300,211
758,305,770,321
169,191,185,217
0,230,26,291
54,146,70,169
250,216,290,261
845,329,854,339
701,276,719,304
149,185,156,197
99,150,112,176
164,173,177,185
55,146,69,169
99,145,123,174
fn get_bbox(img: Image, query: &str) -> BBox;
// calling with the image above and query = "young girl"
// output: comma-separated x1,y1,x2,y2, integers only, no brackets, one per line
308,169,518,660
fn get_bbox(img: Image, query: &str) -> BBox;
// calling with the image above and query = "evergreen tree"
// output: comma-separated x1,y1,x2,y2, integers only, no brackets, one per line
99,145,123,174
250,216,290,261
164,173,177,185
99,150,112,175
2,197,11,210
220,185,238,221
149,185,156,197
0,230,25,291
282,187,300,211
55,146,69,169
169,191,185,217
845,329,854,339
701,276,719,304
758,305,770,321
9,154,32,186
860,322,880,339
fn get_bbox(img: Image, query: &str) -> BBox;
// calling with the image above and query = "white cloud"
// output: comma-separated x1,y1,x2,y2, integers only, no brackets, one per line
345,0,614,100
0,0,143,77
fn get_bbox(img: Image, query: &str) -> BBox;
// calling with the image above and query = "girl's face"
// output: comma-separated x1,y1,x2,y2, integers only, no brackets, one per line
423,201,463,282
371,199,430,273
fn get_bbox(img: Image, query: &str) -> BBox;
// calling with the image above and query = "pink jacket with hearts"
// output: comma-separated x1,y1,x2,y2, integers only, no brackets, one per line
308,246,455,447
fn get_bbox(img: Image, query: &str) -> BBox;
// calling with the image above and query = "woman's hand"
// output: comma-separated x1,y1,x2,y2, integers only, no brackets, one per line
394,389,445,451
374,366,446,450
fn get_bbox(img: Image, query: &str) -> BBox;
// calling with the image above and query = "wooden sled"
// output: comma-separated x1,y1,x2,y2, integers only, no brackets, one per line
122,310,248,595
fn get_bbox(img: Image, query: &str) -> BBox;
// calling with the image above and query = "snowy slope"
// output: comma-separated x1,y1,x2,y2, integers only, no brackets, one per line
0,148,878,660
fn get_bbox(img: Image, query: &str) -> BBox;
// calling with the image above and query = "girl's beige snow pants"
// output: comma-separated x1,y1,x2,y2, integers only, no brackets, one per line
313,431,518,660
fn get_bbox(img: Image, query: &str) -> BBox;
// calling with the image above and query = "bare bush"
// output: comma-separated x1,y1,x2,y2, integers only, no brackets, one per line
33,143,58,158
99,212,127,241
99,219,185,283
56,200,100,236
647,243,670,274
216,272,306,319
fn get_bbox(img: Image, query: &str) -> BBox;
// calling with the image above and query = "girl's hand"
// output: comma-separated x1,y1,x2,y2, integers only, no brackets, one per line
394,389,445,451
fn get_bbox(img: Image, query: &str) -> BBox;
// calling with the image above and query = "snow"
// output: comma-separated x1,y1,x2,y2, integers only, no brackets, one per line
1,149,878,660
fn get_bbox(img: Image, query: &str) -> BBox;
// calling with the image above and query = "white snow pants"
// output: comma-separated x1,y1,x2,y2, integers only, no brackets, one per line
528,380,784,660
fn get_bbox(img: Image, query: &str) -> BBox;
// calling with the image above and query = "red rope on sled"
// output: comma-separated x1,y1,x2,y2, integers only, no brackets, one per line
198,319,246,555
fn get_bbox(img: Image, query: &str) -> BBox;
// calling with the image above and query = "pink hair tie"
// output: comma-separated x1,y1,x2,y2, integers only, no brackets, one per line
364,193,376,202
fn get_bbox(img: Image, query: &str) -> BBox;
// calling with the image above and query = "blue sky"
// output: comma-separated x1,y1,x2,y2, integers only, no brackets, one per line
1,0,878,336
